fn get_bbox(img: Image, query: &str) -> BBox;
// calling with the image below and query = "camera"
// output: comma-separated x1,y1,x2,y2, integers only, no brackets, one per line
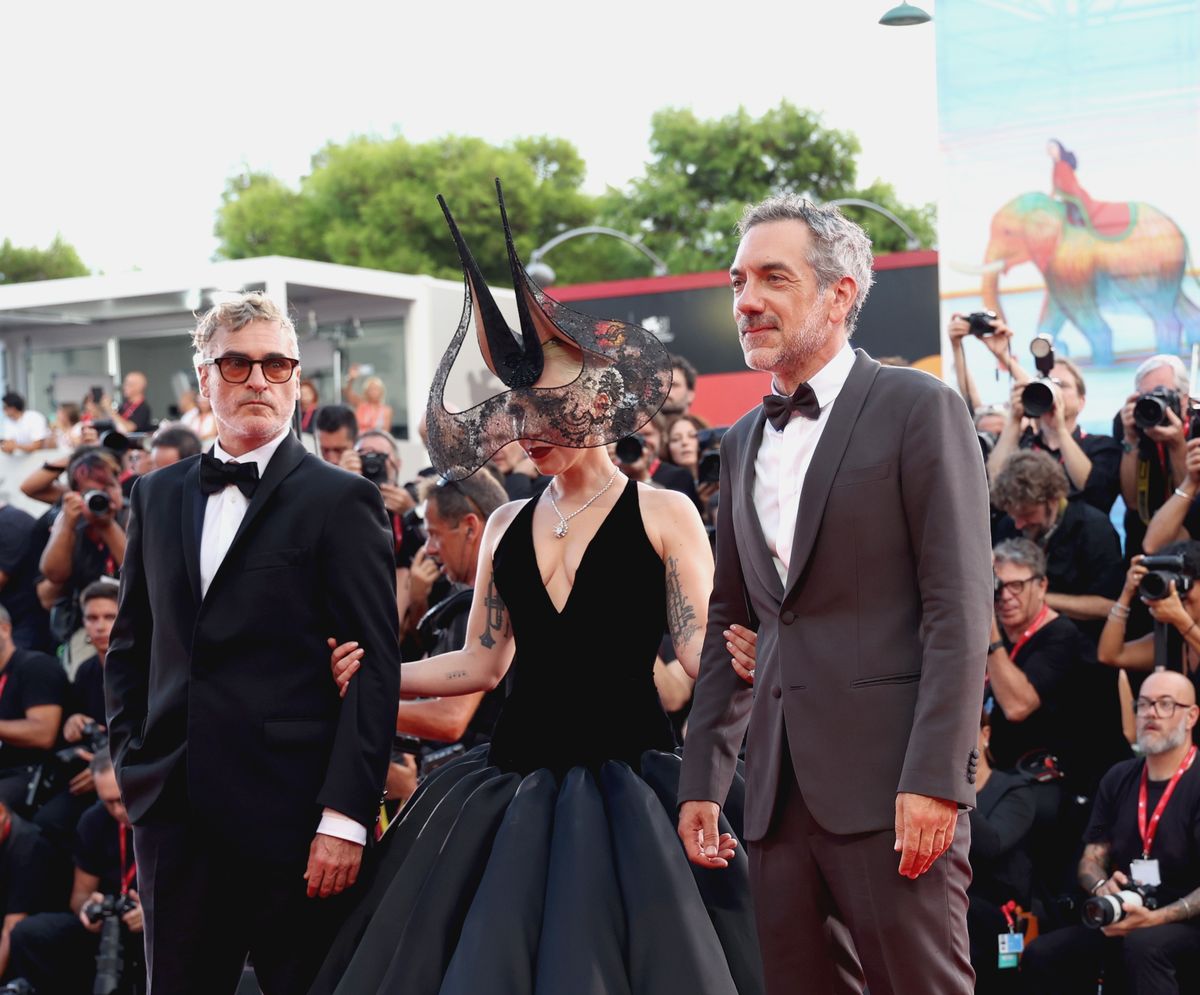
1134,386,1184,433
83,490,112,516
84,893,138,995
1138,553,1195,601
359,451,390,487
614,434,646,465
25,721,108,811
88,421,131,455
1020,336,1058,419
1082,882,1158,929
696,427,727,486
965,311,999,337
0,981,36,994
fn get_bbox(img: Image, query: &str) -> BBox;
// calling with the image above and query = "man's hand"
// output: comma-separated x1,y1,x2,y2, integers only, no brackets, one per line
339,450,362,475
379,482,415,516
1144,407,1186,449
304,833,363,898
1101,899,1162,938
0,439,15,455
121,891,144,934
1120,391,1141,446
1185,437,1200,487
677,800,738,870
947,313,971,345
1007,381,1027,425
386,754,419,805
1093,868,1130,898
77,424,99,448
1147,581,1193,631
894,792,958,879
79,892,105,934
68,750,95,795
63,712,99,744
726,624,757,684
408,547,441,607
60,491,84,526
328,637,363,698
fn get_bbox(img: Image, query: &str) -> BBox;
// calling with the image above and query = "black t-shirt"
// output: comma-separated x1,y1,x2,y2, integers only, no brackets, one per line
71,655,106,727
74,801,135,896
118,400,151,433
0,813,65,915
1022,426,1122,513
1085,756,1200,905
0,505,52,652
0,649,69,771
993,500,1124,644
988,617,1130,797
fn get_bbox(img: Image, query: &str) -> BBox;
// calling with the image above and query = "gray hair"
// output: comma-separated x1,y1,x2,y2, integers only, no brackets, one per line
993,537,1047,577
191,292,300,372
737,195,875,333
357,430,401,460
1135,354,1189,394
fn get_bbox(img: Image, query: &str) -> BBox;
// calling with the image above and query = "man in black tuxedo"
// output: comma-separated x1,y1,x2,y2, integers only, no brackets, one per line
678,198,992,994
105,293,400,994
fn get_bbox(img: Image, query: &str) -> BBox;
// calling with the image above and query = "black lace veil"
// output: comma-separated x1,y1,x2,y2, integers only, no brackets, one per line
426,181,671,481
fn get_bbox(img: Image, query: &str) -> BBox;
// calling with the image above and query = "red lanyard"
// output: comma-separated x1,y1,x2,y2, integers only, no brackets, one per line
0,672,9,703
119,400,139,421
118,825,137,895
1138,744,1197,859
1009,605,1050,660
647,458,661,477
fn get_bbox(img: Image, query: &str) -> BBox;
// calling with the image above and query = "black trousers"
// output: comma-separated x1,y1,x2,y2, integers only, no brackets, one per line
1021,921,1200,995
747,749,974,995
9,911,101,994
133,820,348,995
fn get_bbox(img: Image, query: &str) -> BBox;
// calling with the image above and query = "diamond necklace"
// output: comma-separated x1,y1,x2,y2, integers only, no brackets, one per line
547,466,621,539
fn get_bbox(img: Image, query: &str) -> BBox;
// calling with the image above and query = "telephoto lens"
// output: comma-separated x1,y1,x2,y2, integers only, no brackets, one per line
1021,381,1055,419
83,490,112,516
614,435,645,465
1082,886,1155,928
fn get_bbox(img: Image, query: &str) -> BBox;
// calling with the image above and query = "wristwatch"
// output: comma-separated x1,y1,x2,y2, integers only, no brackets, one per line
987,640,1005,655
1121,439,1136,454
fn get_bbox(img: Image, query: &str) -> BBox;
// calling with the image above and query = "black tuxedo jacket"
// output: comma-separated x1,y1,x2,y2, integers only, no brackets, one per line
105,433,401,863
680,351,993,839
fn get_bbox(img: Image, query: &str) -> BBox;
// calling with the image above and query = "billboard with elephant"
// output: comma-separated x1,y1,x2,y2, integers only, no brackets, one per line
936,0,1200,434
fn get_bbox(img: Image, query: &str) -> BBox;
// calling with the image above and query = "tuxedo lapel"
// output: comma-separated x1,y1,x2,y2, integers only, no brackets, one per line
737,409,785,604
180,459,204,606
783,350,879,600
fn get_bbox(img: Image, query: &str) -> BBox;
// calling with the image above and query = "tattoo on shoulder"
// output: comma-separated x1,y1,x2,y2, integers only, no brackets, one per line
478,577,510,650
665,554,700,648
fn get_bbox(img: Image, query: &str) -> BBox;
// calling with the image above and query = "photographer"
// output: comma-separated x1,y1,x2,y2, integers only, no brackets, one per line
614,417,698,503
948,310,1021,418
1020,670,1200,993
1099,543,1200,685
143,425,200,473
666,414,718,524
83,372,151,435
8,750,143,995
1119,355,1193,558
314,403,357,466
992,450,1125,642
0,607,67,811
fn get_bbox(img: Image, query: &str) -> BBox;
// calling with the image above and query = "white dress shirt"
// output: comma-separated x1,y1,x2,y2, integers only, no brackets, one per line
753,344,856,585
201,428,367,846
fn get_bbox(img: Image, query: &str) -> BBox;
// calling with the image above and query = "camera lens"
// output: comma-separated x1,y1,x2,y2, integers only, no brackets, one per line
1022,381,1055,419
615,435,645,465
1082,894,1122,928
84,490,112,516
1134,395,1169,431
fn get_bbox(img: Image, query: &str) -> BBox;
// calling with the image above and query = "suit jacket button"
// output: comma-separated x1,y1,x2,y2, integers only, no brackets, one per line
771,686,782,699
781,610,796,624
971,747,980,759
967,772,976,784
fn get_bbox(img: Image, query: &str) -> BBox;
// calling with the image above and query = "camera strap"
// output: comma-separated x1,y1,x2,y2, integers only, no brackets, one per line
118,825,136,896
1135,444,1171,525
1138,744,1197,858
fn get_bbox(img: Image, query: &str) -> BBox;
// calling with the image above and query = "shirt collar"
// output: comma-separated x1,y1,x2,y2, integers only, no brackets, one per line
771,343,856,411
212,426,291,476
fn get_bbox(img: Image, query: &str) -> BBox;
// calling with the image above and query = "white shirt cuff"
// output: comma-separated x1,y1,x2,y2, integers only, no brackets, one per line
316,807,368,846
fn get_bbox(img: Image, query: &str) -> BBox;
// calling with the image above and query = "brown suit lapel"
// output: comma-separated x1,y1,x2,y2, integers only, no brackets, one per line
782,350,880,601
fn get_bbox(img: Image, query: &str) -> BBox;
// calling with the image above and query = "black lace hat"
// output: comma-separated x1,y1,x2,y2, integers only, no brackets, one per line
426,180,671,481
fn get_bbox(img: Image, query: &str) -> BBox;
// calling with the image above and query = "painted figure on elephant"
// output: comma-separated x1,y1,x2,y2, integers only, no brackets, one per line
1047,139,1133,239
972,171,1200,365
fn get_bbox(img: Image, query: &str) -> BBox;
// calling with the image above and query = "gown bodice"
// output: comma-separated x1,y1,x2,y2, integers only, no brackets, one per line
487,476,677,775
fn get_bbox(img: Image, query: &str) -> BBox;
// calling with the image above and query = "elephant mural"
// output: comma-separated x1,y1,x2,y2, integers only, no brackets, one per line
973,192,1200,365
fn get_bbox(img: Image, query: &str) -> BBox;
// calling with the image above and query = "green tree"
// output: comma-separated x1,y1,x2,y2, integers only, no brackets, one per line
215,134,598,284
0,234,88,284
597,102,936,276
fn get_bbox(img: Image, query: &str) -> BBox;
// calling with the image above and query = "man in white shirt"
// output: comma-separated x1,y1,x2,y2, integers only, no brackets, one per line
105,292,400,994
1,393,49,454
678,196,992,994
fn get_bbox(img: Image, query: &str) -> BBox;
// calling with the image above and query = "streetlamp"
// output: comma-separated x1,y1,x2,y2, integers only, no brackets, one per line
825,198,925,250
526,226,669,288
879,3,931,25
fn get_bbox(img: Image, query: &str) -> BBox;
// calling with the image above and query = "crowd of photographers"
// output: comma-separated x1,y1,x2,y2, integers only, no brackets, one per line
7,330,1200,992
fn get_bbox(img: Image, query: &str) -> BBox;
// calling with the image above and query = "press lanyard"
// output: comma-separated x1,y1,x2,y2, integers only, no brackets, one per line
1138,744,1197,859
0,672,10,703
118,824,137,895
1010,605,1050,661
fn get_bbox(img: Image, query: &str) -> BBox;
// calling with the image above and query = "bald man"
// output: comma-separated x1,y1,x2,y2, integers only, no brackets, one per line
112,372,152,433
1021,670,1200,992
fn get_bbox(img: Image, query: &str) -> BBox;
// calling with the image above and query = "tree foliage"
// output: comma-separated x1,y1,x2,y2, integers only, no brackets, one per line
0,235,89,284
214,104,935,286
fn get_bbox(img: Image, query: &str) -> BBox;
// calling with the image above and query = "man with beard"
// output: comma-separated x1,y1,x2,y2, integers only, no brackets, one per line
678,196,991,994
1021,670,1200,991
991,449,1124,644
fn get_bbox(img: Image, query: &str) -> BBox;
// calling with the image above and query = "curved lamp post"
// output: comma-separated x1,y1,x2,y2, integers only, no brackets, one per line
825,198,925,251
526,226,669,287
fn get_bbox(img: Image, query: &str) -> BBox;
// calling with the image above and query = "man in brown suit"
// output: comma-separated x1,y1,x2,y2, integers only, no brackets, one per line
677,197,992,994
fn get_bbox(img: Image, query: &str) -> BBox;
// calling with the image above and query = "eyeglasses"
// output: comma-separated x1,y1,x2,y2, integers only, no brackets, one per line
994,576,1043,598
436,476,486,522
201,355,300,385
1135,696,1196,718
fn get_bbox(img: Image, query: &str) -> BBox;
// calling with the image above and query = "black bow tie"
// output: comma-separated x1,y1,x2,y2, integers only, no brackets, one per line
199,453,260,499
762,383,820,432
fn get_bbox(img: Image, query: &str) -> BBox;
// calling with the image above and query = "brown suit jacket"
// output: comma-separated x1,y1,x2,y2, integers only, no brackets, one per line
678,350,992,840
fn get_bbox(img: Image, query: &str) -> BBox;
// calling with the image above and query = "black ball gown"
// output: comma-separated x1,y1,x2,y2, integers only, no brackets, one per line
310,478,763,995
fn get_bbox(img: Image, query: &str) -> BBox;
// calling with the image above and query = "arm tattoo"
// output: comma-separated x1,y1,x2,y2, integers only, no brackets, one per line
478,578,509,650
1159,884,1200,923
665,555,700,649
446,670,468,680
1078,842,1111,891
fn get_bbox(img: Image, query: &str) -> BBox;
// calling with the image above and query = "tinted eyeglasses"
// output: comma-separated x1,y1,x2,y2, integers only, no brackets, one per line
201,355,300,385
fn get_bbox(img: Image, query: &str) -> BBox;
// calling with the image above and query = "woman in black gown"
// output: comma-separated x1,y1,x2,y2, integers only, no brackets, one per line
308,185,763,995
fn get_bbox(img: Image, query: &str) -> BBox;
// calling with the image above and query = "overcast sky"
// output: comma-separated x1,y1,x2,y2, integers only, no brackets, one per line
4,0,938,276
